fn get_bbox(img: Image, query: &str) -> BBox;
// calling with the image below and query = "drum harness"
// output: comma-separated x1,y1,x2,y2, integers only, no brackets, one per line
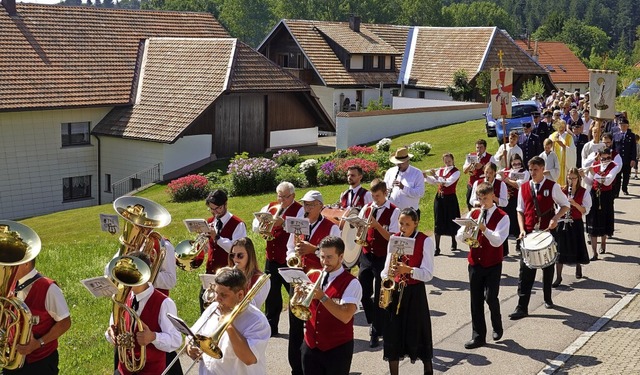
529,180,555,232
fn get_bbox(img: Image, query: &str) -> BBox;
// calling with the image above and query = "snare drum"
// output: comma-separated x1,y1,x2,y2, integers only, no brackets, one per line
521,231,558,269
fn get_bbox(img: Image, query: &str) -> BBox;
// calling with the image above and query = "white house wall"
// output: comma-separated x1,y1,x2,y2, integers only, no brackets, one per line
311,85,335,119
270,127,318,148
0,107,111,220
401,88,453,101
162,135,212,174
311,85,395,121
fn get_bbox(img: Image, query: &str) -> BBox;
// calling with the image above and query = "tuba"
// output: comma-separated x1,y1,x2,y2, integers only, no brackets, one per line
108,255,151,373
289,269,324,321
110,197,171,373
463,208,485,249
0,221,41,370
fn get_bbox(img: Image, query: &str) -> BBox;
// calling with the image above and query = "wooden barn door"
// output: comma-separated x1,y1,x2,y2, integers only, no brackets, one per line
214,95,240,158
239,94,266,154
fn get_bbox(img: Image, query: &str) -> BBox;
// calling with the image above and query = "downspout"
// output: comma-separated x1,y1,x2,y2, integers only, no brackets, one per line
95,134,102,205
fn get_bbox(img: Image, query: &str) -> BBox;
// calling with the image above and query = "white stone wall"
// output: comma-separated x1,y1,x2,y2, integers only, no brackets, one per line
269,127,318,149
0,107,111,220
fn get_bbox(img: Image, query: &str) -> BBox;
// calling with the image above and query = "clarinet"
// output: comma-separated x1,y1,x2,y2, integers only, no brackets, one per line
387,169,400,199
562,184,573,231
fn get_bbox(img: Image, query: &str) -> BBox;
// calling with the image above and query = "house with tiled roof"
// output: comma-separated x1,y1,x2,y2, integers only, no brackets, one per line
0,1,332,220
257,16,410,119
515,40,589,92
399,27,554,100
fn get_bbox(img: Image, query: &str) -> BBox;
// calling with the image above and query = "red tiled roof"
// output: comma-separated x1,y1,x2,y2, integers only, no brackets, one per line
92,38,313,143
275,19,409,86
403,27,548,89
0,3,228,111
514,40,589,84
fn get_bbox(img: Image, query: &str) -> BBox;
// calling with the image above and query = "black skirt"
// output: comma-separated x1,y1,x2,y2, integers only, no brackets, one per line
586,189,614,236
382,283,433,363
434,193,461,236
555,219,590,265
505,196,520,236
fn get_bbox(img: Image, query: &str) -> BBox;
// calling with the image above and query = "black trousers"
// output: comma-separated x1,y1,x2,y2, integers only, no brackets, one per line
301,340,354,375
620,163,632,193
469,263,503,342
288,286,304,375
5,350,59,375
466,185,473,210
516,258,554,311
264,258,290,334
358,252,387,337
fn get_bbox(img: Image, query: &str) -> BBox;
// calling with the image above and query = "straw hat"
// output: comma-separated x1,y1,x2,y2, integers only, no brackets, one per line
389,147,413,164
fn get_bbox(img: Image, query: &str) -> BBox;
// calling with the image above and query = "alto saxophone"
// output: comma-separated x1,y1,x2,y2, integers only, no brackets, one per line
379,251,399,310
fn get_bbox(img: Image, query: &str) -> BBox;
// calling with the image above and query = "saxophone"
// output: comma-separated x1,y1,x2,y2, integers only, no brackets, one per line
379,251,401,310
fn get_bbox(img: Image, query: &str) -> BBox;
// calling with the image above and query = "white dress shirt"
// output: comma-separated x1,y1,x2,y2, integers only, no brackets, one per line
492,143,523,170
16,269,70,322
286,218,341,262
383,165,425,210
583,165,618,187
319,267,363,305
105,284,182,353
516,177,571,214
358,200,400,234
455,205,510,247
562,186,592,217
424,166,460,188
381,234,435,283
251,203,304,233
214,211,248,253
249,277,270,309
193,303,270,375
340,185,373,208
469,179,508,208
539,150,560,181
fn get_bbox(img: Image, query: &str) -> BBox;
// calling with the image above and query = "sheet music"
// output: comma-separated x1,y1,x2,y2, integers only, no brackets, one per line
278,267,312,284
167,313,196,337
387,236,415,255
80,276,119,298
285,217,310,235
453,218,478,227
183,219,210,233
199,274,217,289
466,154,479,164
99,214,120,234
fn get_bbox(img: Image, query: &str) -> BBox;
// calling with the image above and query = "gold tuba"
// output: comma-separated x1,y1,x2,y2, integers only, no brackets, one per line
110,197,171,373
0,221,41,370
289,269,324,321
463,208,485,249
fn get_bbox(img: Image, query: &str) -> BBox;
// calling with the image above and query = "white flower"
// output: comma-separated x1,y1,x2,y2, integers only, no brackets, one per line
376,138,392,151
299,159,318,172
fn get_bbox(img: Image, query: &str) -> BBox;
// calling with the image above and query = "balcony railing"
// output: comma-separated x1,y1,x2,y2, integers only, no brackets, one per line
111,163,162,200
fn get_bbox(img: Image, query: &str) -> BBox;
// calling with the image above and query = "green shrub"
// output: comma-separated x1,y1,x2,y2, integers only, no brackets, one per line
272,148,300,167
227,157,278,196
299,159,319,186
276,165,308,188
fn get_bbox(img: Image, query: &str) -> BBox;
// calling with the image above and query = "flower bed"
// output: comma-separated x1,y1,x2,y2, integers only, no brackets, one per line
166,174,210,202
272,148,300,167
227,157,278,196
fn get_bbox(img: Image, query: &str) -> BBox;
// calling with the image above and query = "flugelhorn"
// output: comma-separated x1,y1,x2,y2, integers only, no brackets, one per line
354,206,375,246
258,205,284,241
290,269,324,321
175,233,208,272
108,255,152,373
0,221,41,370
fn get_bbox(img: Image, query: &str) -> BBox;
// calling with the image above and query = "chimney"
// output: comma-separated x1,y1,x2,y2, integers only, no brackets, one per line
532,40,539,62
2,0,17,16
349,14,361,33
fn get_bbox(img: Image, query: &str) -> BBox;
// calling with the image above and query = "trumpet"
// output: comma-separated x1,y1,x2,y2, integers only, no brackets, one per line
463,208,485,248
174,233,209,272
164,274,271,375
0,221,41,370
354,206,375,246
258,205,284,241
290,269,324,321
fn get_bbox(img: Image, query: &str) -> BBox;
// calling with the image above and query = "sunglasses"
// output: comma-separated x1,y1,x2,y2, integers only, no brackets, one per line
230,253,245,260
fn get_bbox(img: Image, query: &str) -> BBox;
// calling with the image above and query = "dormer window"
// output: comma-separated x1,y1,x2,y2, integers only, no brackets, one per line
350,54,364,70
373,55,379,69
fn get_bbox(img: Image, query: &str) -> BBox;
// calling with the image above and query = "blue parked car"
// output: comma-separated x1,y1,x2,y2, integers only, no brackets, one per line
484,100,540,144
620,79,639,98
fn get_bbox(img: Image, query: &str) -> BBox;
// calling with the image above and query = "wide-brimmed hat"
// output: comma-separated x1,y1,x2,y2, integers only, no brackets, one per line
389,147,413,164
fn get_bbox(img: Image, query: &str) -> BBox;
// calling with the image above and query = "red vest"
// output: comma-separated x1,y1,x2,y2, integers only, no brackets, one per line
468,153,492,186
118,289,167,375
266,201,302,264
202,215,243,274
468,208,505,267
520,179,556,232
564,186,586,220
340,187,368,209
302,218,335,272
592,162,617,192
395,232,428,286
477,178,503,201
304,271,355,351
503,168,524,199
362,202,396,257
23,277,58,363
437,167,459,196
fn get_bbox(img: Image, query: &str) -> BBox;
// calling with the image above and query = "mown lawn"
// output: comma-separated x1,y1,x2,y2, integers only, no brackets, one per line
19,118,497,374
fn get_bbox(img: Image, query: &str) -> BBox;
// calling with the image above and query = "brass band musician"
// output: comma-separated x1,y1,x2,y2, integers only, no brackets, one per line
338,165,373,209
463,139,493,210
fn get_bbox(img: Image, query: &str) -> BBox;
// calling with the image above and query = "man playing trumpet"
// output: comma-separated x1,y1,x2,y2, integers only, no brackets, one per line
251,181,304,336
285,190,340,375
187,267,270,375
357,179,399,347
301,236,362,375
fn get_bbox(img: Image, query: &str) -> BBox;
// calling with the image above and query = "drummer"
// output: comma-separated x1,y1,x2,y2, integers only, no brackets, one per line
357,179,400,348
339,165,373,210
509,156,570,320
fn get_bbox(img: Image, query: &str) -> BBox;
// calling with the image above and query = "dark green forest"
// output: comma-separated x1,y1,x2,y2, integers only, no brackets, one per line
62,0,640,75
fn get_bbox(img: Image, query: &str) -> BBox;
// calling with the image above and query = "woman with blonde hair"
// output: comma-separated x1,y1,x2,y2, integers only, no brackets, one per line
227,237,270,307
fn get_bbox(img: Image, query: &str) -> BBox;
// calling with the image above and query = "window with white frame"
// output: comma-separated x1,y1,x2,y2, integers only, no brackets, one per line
63,175,91,201
61,122,90,147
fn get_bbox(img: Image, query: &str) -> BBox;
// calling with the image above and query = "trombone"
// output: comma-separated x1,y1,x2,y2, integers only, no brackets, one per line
162,274,271,375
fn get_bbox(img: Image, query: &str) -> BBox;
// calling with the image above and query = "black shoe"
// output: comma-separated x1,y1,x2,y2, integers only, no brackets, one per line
552,278,562,288
369,335,380,348
544,301,554,309
590,255,598,261
451,240,457,251
623,190,629,195
509,308,528,320
492,329,503,341
464,339,486,349
599,247,606,254
270,330,279,337
434,248,441,256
